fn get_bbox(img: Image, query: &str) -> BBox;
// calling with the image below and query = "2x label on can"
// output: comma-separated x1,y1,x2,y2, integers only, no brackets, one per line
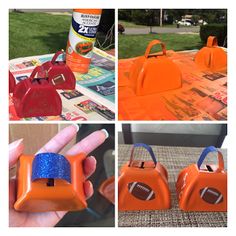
72,13,101,39
68,12,101,59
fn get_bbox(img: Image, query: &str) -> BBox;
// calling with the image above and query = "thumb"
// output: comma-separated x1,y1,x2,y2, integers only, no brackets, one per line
9,139,24,168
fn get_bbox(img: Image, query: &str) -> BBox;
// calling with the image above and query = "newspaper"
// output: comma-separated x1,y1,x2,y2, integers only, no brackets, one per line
9,47,115,121
119,50,227,121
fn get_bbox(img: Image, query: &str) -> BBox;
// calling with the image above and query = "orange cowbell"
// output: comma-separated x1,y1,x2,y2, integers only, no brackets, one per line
194,36,227,71
118,143,171,211
14,152,87,212
130,40,182,96
176,146,227,212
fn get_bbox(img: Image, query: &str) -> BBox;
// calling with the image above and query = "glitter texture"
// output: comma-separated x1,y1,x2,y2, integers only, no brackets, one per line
32,153,71,183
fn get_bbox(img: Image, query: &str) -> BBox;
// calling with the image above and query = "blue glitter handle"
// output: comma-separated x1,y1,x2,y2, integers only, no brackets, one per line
197,146,217,169
32,153,71,183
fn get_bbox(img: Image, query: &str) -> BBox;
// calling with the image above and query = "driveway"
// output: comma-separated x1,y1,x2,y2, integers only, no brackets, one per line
124,26,200,35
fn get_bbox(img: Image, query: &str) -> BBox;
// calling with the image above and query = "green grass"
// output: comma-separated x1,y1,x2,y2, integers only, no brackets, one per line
9,12,114,59
118,33,203,59
9,12,71,59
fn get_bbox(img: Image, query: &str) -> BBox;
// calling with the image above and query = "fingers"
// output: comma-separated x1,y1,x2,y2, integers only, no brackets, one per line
37,124,79,154
84,181,93,199
66,129,109,156
9,139,24,168
83,156,96,179
66,129,108,200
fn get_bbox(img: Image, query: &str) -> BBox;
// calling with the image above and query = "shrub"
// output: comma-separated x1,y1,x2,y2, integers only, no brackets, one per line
118,24,125,34
98,9,115,34
200,24,227,46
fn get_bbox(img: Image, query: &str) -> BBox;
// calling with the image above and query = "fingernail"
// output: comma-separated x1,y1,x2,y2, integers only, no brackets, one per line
9,138,23,151
101,129,109,139
71,124,80,132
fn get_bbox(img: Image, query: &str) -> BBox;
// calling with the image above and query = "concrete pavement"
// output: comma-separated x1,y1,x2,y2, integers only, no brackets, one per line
124,26,200,35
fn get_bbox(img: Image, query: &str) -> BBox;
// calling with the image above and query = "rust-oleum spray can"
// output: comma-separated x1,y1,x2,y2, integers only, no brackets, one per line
66,9,102,74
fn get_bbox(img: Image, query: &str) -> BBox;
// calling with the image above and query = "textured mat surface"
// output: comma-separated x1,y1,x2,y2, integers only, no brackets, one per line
118,145,227,227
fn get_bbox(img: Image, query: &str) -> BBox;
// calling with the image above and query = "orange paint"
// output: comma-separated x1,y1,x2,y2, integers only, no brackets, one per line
118,144,171,211
195,36,227,71
176,146,227,212
14,153,87,212
118,42,227,121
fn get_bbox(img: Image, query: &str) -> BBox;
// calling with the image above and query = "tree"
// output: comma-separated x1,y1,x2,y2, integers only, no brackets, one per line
131,9,159,33
164,9,227,25
191,15,200,25
118,9,132,21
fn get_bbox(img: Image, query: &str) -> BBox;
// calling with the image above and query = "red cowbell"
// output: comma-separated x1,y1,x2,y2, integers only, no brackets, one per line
13,66,62,118
9,71,16,93
42,50,76,90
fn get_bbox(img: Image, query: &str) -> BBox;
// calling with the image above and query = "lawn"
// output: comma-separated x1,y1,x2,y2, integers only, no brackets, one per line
118,33,203,59
9,12,114,59
9,12,71,59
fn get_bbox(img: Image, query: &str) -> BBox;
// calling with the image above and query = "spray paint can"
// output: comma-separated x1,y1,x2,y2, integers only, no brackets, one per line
66,9,102,74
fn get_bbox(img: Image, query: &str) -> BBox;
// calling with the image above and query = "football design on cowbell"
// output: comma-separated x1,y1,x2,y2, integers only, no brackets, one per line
128,182,155,201
199,187,223,204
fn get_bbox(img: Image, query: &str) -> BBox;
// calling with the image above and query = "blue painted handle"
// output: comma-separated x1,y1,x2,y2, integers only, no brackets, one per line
32,152,71,183
197,146,224,170
129,143,157,166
